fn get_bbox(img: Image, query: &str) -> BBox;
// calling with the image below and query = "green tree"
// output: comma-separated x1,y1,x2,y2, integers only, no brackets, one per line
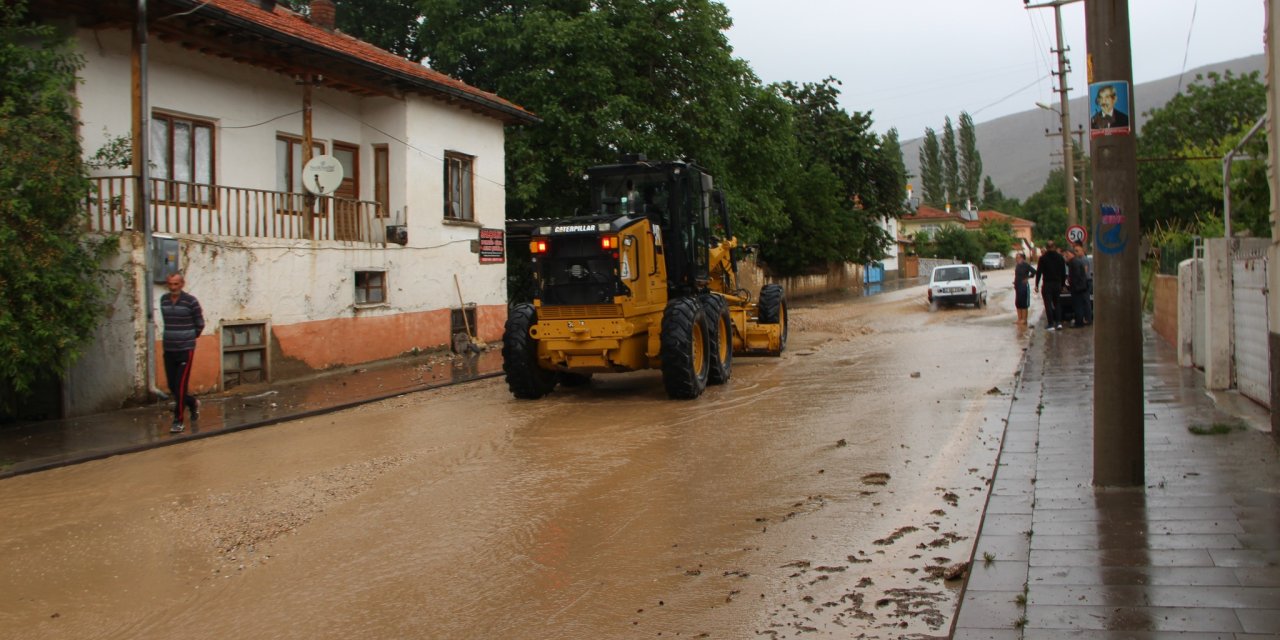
765,78,898,273
1022,168,1069,243
958,112,982,205
283,0,426,60
941,116,959,206
926,225,983,265
0,1,113,409
417,0,770,228
977,219,1015,255
918,127,944,206
1137,71,1268,236
881,127,909,200
981,176,1024,216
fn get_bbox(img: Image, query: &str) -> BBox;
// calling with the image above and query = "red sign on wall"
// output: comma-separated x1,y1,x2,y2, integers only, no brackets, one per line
479,228,505,264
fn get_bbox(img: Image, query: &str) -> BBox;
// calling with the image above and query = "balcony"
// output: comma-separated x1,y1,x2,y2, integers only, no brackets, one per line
85,176,388,245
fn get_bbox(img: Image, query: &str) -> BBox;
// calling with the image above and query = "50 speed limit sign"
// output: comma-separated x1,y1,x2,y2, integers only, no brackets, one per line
1066,224,1087,245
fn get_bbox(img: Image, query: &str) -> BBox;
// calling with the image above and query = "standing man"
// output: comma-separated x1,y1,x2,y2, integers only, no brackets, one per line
1064,247,1090,328
1013,252,1037,326
1035,241,1067,331
161,272,204,433
1072,241,1094,324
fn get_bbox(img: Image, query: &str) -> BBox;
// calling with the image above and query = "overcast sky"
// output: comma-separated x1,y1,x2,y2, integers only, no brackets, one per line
716,0,1266,139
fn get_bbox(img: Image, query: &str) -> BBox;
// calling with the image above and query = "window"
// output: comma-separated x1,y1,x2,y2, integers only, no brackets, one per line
355,271,386,304
444,151,474,221
151,112,215,206
222,323,267,388
276,135,326,195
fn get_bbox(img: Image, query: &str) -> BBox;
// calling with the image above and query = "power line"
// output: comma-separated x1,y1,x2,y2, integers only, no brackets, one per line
1176,0,1199,95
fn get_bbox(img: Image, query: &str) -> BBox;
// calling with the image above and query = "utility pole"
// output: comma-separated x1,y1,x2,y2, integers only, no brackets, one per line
1086,0,1143,486
1025,0,1081,227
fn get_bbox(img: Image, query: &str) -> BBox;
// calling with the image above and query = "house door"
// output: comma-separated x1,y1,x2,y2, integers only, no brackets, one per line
333,142,360,241
1232,248,1270,408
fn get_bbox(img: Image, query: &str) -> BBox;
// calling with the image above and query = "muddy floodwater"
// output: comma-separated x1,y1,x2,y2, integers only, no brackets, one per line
1,273,1029,639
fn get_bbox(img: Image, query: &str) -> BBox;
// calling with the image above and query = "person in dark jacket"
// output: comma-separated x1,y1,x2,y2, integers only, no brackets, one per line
1065,247,1091,328
1013,252,1037,326
1034,241,1067,330
161,272,205,433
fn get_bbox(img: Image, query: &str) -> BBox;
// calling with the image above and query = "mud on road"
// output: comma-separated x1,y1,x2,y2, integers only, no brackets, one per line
0,275,1029,640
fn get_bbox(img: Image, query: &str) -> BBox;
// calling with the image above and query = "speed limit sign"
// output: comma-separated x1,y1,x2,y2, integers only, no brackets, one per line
1066,225,1087,245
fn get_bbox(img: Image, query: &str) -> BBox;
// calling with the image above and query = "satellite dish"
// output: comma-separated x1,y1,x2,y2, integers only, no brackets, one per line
301,154,343,195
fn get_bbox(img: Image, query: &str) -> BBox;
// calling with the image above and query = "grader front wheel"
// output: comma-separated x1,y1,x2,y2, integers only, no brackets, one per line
502,303,558,399
661,297,710,399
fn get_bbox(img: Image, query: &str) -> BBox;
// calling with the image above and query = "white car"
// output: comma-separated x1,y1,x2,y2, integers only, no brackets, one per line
981,252,1006,270
927,263,988,310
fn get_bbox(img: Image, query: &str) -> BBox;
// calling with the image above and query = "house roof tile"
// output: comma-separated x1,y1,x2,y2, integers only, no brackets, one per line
45,0,538,124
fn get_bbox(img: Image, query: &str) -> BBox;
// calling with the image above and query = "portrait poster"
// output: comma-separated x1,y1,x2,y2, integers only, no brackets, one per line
1088,81,1132,138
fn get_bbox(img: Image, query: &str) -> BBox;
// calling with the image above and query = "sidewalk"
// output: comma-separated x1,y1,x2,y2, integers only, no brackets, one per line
0,349,503,478
953,321,1280,638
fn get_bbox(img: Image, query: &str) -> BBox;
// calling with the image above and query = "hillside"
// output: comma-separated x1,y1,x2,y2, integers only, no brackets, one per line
901,54,1266,201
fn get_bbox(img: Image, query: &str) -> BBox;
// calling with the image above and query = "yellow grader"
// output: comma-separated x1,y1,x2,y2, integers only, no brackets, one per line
502,156,787,399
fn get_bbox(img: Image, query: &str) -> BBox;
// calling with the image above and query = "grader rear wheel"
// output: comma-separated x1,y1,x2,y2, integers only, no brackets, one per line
759,283,789,353
699,293,732,385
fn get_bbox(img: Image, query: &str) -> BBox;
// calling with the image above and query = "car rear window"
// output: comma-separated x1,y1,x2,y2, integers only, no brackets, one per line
933,267,969,282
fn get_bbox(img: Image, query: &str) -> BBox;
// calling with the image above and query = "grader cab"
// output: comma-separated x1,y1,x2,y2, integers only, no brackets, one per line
502,157,787,400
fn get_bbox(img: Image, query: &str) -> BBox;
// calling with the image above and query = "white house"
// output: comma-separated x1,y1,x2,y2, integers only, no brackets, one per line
36,0,538,416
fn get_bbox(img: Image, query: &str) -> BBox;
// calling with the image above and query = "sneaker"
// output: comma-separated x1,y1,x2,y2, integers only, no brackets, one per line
1046,325,1056,332
1056,323,1064,330
170,421,185,433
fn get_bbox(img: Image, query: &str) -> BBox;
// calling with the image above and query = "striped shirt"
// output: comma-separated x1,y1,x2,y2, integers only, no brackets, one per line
161,291,205,352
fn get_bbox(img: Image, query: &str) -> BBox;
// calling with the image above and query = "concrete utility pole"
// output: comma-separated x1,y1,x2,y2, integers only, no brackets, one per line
1085,0,1144,486
1025,0,1081,227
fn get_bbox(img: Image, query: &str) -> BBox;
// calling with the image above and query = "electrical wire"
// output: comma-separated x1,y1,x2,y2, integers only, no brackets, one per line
317,98,508,189
220,110,305,130
1176,0,1199,95
970,73,1054,118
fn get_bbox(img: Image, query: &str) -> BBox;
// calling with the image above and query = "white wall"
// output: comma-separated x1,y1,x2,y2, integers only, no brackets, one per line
66,26,513,414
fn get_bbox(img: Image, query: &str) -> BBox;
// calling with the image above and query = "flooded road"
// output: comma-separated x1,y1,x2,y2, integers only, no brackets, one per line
0,271,1029,639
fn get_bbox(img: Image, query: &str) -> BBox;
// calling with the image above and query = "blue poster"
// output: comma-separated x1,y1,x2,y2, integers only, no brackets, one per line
1089,81,1131,137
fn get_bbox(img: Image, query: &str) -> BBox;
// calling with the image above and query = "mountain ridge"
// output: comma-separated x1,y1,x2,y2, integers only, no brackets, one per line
900,54,1267,201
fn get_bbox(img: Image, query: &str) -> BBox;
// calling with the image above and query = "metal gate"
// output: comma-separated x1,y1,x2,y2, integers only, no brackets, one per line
1232,243,1270,408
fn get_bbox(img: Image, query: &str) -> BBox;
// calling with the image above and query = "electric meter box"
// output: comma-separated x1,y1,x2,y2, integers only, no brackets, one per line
151,236,180,283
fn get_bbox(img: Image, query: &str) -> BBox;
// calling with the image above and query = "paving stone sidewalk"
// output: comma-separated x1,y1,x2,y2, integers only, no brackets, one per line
953,323,1280,639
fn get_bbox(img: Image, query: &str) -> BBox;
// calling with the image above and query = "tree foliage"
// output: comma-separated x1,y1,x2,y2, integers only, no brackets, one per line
920,225,983,265
941,116,959,207
918,127,943,207
0,1,112,408
1137,71,1268,236
417,0,904,276
283,0,427,60
1021,168,1069,243
958,112,982,205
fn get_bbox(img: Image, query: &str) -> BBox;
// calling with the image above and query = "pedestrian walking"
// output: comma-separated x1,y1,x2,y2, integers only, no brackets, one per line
1013,252,1036,326
161,272,204,433
1035,241,1067,331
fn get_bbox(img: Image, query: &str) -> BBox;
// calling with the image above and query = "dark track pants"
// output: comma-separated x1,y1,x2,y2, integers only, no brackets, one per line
1041,282,1063,328
163,349,197,422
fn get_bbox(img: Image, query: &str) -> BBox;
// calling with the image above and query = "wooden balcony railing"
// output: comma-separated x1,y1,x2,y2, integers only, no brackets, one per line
85,176,387,245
